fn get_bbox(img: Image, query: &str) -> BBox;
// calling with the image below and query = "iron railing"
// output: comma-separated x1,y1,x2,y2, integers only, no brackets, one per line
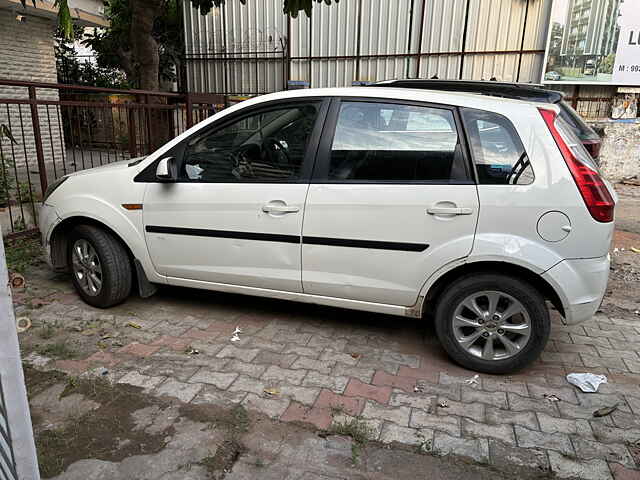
0,373,18,480
0,79,228,236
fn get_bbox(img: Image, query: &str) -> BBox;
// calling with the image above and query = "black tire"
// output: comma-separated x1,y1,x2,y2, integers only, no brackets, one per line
434,273,550,374
67,224,132,308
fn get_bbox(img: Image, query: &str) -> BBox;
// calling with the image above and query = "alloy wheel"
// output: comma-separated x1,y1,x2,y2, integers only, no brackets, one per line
451,290,532,361
71,239,103,296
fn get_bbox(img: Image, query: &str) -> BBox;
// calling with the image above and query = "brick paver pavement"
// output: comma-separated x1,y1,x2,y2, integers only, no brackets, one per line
14,268,640,479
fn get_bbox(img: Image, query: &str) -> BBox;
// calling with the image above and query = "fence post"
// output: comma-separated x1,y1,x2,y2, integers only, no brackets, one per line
28,86,48,193
144,94,153,154
185,93,194,129
572,85,581,110
127,106,138,158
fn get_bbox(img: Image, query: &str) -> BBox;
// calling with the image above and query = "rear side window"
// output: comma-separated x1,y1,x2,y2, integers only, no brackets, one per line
327,102,470,182
554,114,600,171
462,108,534,185
558,101,600,141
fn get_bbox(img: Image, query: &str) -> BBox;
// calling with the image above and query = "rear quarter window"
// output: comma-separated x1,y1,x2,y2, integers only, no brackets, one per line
461,108,534,185
558,101,600,142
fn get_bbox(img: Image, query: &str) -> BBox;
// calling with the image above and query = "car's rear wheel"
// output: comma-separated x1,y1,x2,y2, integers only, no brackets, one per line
68,225,132,308
434,273,550,374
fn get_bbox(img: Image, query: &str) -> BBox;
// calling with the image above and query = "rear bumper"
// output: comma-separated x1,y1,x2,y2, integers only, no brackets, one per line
542,255,610,325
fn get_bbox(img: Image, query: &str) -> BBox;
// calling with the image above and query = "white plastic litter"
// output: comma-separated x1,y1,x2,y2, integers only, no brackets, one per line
230,326,242,342
464,374,479,386
567,373,608,393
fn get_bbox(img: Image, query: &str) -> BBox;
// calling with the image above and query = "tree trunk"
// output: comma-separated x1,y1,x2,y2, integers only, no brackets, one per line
130,0,163,91
129,0,168,151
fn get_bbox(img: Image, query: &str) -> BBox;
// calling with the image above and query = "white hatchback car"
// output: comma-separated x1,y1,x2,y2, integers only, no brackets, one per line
39,87,615,373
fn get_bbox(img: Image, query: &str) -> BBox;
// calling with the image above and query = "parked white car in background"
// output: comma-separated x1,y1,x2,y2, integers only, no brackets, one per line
39,87,615,373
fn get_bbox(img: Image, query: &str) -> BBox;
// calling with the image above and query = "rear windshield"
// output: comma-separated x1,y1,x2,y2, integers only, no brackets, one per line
557,101,600,141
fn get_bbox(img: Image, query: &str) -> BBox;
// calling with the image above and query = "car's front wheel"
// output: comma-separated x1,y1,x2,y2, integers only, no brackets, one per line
434,273,550,374
68,225,132,308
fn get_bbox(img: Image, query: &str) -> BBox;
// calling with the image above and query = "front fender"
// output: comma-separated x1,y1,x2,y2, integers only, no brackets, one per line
54,194,164,284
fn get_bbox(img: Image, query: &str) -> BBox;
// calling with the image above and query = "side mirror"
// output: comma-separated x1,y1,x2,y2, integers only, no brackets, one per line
156,157,177,181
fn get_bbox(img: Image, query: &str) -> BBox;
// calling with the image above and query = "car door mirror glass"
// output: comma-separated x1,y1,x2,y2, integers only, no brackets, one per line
156,157,177,181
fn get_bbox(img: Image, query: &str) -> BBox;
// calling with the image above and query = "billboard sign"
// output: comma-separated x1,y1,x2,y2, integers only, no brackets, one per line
542,0,640,85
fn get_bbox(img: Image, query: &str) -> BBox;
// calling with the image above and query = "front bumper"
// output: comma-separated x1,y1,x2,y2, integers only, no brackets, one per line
543,255,610,325
39,203,60,268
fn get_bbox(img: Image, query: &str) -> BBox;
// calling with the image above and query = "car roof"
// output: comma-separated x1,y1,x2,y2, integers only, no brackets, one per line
369,79,565,103
237,87,557,112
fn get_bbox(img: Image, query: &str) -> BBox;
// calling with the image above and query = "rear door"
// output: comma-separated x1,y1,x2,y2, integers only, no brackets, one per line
301,98,480,306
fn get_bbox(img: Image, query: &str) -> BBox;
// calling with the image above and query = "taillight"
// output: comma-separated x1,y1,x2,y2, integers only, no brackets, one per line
539,108,614,223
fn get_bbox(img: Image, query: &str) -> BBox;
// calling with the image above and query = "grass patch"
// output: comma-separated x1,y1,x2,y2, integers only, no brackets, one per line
330,416,376,464
25,367,258,479
330,416,374,445
4,236,42,273
25,367,172,478
37,427,68,477
200,439,246,477
36,341,76,359
180,403,250,434
180,403,250,477
38,324,56,340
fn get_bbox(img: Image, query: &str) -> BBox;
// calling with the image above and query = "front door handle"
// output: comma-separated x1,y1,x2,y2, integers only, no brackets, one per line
427,206,473,216
262,204,300,214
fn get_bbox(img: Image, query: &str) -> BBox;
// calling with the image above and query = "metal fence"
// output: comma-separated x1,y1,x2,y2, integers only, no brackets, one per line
183,0,553,94
0,373,18,480
0,79,225,236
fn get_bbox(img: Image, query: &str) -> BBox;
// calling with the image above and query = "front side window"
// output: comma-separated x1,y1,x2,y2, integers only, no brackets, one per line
462,108,534,185
181,103,319,182
327,102,469,182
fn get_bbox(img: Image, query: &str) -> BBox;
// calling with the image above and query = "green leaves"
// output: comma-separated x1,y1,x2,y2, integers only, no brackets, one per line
283,0,339,18
193,0,339,18
20,0,73,41
55,0,74,40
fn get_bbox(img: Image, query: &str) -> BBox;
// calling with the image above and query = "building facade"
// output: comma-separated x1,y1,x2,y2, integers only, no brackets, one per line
0,0,107,168
560,0,621,60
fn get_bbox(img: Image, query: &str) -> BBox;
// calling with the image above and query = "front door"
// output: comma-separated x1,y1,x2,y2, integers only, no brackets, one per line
142,99,326,292
301,98,479,306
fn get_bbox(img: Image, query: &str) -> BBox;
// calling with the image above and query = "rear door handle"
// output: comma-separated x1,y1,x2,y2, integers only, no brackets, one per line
427,206,473,216
262,204,300,214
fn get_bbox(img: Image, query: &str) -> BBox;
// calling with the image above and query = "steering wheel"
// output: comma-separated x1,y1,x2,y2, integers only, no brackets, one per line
230,144,260,179
264,137,291,166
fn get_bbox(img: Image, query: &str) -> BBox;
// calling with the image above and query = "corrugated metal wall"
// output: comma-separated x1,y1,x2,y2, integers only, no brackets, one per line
183,0,552,94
